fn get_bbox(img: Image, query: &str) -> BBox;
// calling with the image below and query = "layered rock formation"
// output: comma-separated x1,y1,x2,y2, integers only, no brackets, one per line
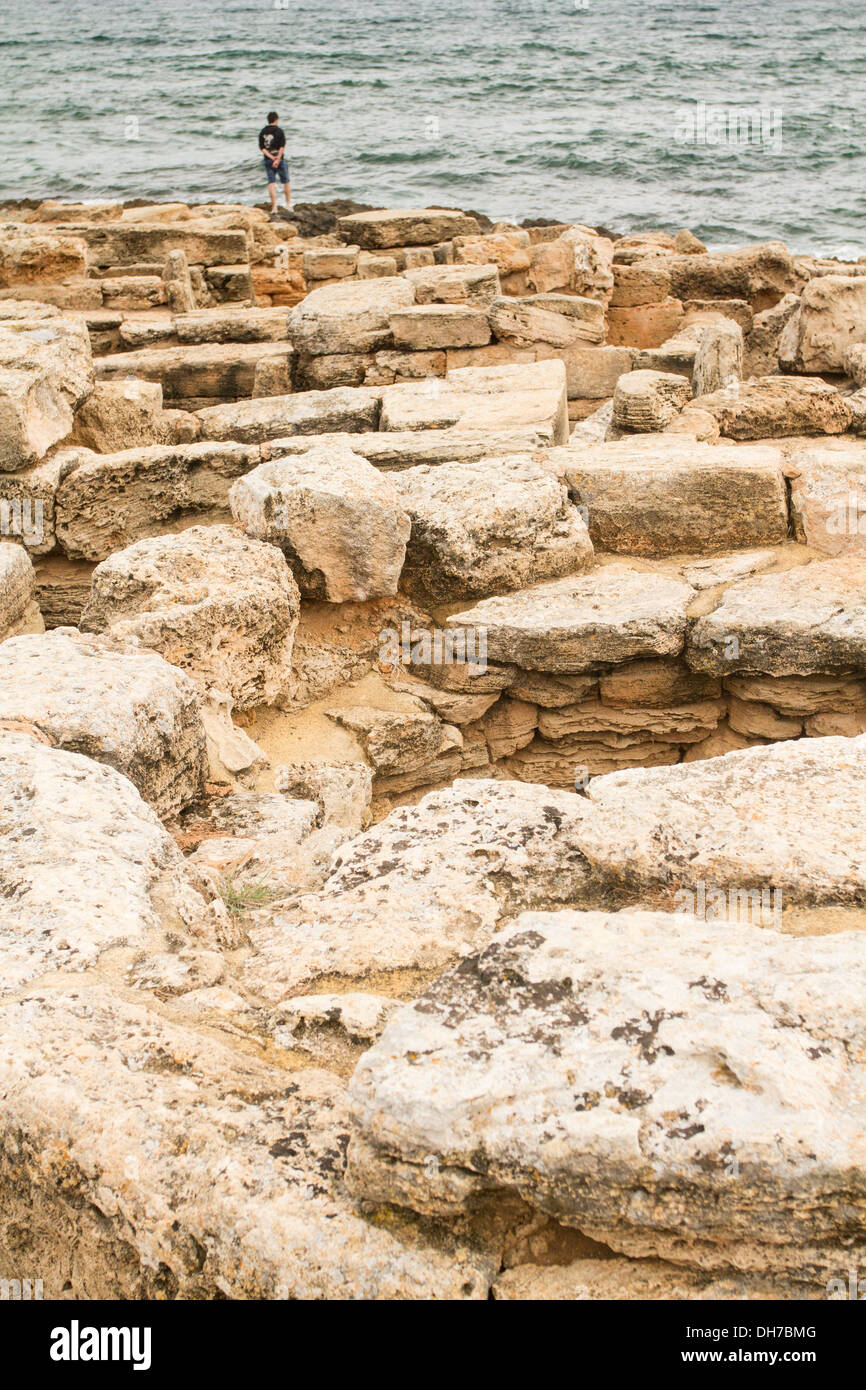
3,198,866,1302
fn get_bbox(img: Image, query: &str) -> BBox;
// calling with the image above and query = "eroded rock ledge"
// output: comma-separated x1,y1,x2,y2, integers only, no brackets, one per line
2,198,866,1300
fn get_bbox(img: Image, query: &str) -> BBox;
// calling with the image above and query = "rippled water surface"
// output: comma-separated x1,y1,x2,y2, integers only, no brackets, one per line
1,0,865,253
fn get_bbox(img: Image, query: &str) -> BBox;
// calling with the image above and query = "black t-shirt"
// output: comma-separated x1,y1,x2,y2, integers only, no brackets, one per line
259,124,286,158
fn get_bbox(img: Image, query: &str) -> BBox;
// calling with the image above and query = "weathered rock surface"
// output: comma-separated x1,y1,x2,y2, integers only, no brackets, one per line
0,314,93,470
694,376,852,439
53,440,260,561
402,262,501,307
612,369,691,431
196,385,381,443
447,566,694,672
0,543,42,639
793,274,866,373
394,454,593,601
0,628,206,815
288,277,414,354
242,780,595,998
691,319,743,396
559,438,789,556
230,444,410,601
337,208,480,249
688,558,866,675
81,525,300,707
347,907,866,1280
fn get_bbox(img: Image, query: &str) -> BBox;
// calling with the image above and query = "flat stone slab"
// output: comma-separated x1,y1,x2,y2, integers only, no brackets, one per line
447,564,694,673
394,453,593,601
95,342,293,402
693,376,852,439
288,277,414,355
381,359,569,445
687,557,866,676
581,732,866,902
196,386,382,443
558,437,789,556
787,442,866,557
81,524,300,708
54,440,261,562
347,907,866,1280
0,628,206,816
793,274,866,373
230,442,410,601
402,262,501,307
267,424,566,470
390,304,492,350
337,207,480,249
174,307,290,344
242,780,593,999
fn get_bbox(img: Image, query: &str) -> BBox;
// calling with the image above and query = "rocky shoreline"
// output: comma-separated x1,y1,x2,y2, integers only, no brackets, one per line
1,197,866,1300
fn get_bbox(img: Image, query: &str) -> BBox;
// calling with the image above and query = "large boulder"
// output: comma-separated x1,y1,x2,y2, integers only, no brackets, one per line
0,628,206,816
242,780,595,999
54,441,261,562
792,274,866,373
0,230,88,286
195,385,381,444
691,319,743,396
80,525,300,708
0,730,490,1299
559,437,789,556
693,376,852,439
0,314,93,471
394,454,593,601
787,441,866,556
288,277,414,355
229,443,411,602
337,208,480,249
402,262,501,307
688,557,866,676
446,565,694,673
347,906,866,1282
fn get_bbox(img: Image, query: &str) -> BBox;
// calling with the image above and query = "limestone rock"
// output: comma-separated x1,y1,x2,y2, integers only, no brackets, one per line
0,231,88,286
81,525,300,708
744,293,800,376
447,565,694,673
390,304,491,350
598,659,721,708
0,729,212,991
0,314,93,471
242,779,594,999
394,454,593,602
274,761,373,832
787,443,866,556
724,672,866,717
288,277,414,354
338,208,480,249
793,274,866,372
68,378,170,452
196,386,382,444
0,628,206,815
612,369,691,431
693,376,852,439
691,319,743,396
687,558,866,676
560,437,788,556
581,733,866,901
0,543,42,640
493,1257,809,1301
347,908,866,1280
53,441,259,562
175,306,289,344
229,444,410,601
402,262,501,307
488,298,592,349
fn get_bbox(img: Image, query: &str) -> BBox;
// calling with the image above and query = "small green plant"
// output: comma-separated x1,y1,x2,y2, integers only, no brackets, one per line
220,878,280,912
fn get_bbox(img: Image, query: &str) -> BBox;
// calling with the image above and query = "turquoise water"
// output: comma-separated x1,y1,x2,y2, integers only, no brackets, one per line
1,0,865,254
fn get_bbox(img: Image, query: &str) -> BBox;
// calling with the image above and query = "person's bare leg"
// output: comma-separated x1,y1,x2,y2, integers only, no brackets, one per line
284,181,292,209
268,177,278,212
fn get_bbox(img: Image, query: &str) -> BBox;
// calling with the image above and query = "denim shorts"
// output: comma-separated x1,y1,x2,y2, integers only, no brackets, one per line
264,156,290,184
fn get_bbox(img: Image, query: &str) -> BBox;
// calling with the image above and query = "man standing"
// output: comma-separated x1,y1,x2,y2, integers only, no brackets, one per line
258,111,291,216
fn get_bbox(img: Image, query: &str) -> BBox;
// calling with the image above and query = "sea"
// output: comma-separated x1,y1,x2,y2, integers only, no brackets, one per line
2,0,866,256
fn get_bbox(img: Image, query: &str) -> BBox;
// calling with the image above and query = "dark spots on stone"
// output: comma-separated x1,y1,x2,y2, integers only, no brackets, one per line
610,1009,681,1064
667,1121,706,1140
574,1091,601,1112
614,1088,652,1110
269,1129,308,1159
542,806,563,830
689,975,729,1002
807,1044,831,1059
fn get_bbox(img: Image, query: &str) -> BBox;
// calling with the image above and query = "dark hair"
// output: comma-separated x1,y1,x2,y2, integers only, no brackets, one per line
267,111,279,123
